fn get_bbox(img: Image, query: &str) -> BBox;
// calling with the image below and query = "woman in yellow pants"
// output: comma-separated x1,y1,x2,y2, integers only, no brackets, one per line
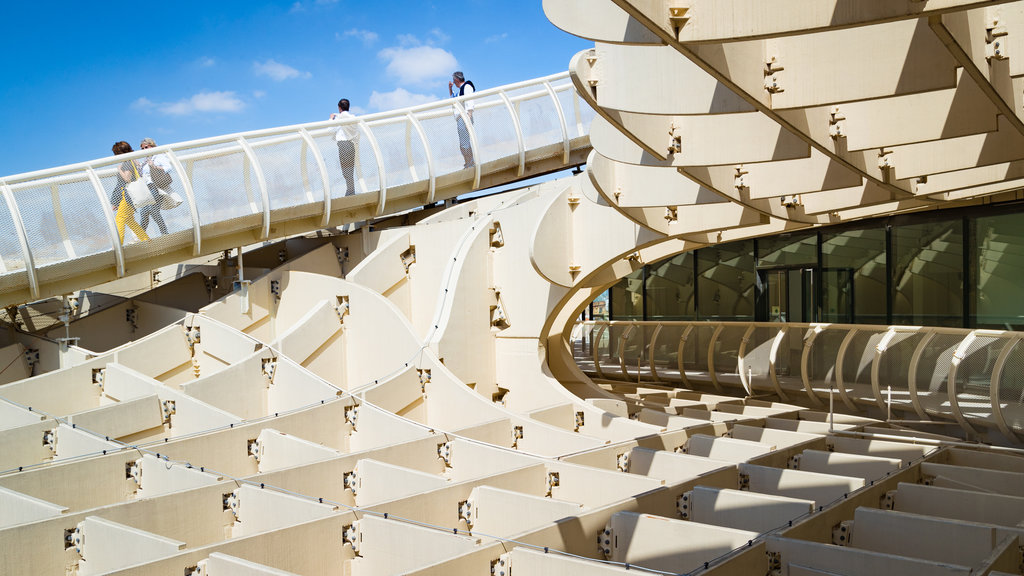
110,141,150,244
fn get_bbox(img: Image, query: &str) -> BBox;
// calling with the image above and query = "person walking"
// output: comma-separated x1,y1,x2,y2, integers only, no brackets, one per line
331,99,359,196
110,141,151,244
138,138,171,235
449,71,475,168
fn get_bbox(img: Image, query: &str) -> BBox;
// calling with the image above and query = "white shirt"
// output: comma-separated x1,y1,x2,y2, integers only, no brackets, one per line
141,153,172,185
452,82,475,115
333,111,360,142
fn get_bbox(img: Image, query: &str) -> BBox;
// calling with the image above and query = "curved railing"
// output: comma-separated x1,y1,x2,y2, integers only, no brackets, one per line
572,320,1024,443
0,72,593,306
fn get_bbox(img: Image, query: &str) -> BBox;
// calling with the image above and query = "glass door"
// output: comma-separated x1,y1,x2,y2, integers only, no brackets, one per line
758,268,816,323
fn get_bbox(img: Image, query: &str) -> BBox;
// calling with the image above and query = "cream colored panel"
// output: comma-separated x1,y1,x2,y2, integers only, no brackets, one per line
740,464,865,505
798,450,902,481
741,152,863,199
543,0,662,44
841,70,999,151
893,116,1024,179
690,486,813,533
66,395,163,440
230,484,336,538
0,486,66,529
853,507,1024,565
767,19,958,109
676,0,1009,42
591,111,808,167
352,459,448,507
587,44,753,114
606,511,758,573
135,454,221,499
767,536,971,576
76,515,185,576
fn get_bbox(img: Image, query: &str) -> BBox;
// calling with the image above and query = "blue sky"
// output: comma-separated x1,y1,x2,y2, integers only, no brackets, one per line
0,1,591,177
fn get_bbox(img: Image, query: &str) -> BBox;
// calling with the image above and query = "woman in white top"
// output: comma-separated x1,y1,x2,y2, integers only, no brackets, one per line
331,99,359,196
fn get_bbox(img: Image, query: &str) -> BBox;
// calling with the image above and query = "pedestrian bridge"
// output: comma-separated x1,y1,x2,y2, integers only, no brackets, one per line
0,72,592,307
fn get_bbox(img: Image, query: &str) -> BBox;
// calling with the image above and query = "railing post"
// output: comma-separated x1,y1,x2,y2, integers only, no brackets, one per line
49,183,76,259
405,112,436,204
542,80,571,165
85,167,125,278
236,137,271,239
298,128,332,228
498,91,526,178
0,181,37,299
164,150,203,256
990,335,1023,443
948,332,981,439
357,120,388,216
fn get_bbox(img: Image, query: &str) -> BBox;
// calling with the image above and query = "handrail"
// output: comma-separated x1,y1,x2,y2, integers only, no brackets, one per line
572,319,1024,444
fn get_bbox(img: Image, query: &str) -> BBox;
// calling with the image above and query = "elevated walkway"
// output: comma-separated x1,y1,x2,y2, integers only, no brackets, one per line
0,72,592,307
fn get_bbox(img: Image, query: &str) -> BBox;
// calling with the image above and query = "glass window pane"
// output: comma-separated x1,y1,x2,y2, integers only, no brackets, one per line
697,241,755,321
647,252,695,320
974,212,1024,329
821,227,887,324
757,232,817,268
611,268,644,320
892,219,963,327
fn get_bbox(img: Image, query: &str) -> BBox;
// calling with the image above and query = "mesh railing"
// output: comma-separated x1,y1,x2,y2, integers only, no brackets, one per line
572,320,1024,443
0,72,593,304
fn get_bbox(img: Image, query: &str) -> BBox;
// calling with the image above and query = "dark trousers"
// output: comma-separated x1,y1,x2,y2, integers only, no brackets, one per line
140,184,168,235
337,140,356,196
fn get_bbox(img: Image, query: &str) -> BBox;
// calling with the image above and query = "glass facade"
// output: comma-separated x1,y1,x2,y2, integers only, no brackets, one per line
604,203,1024,329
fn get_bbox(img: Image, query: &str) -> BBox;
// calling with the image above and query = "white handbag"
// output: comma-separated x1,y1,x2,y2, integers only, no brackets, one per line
126,179,156,208
158,190,184,210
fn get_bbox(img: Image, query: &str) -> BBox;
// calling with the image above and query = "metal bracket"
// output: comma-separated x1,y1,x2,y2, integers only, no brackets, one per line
43,428,57,455
344,404,359,430
161,400,176,424
598,524,614,559
546,471,559,497
615,452,630,473
828,106,846,139
512,425,524,449
400,246,416,273
247,437,262,463
262,357,277,384
832,520,854,546
223,490,240,520
764,55,785,94
342,521,361,554
677,490,693,519
490,222,505,247
437,441,453,468
92,368,106,392
458,498,474,530
336,295,350,323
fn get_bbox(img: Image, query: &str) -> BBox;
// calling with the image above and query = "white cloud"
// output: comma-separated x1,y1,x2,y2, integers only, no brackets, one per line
378,45,457,86
289,2,305,13
343,28,378,46
133,91,246,116
369,88,438,111
253,59,312,81
197,56,216,67
396,33,419,47
252,90,266,99
429,28,450,44
484,33,508,44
